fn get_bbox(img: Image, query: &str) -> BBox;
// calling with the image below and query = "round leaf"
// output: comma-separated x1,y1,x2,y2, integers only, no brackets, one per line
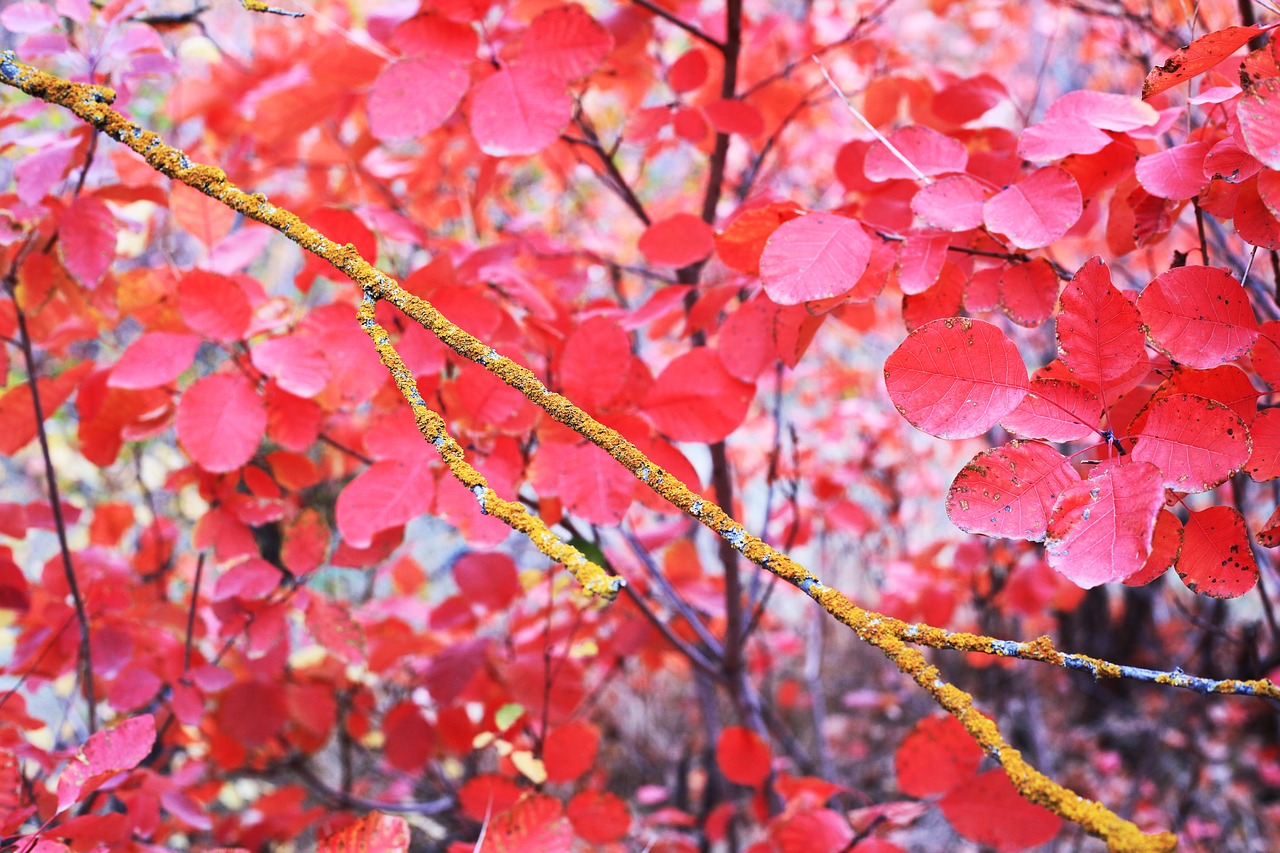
1056,256,1145,384
1000,378,1100,442
894,714,983,798
716,725,771,787
643,348,754,443
368,57,468,141
947,440,1079,541
1137,266,1259,368
638,213,715,267
983,166,1082,249
109,332,200,390
1177,506,1258,598
175,373,267,473
1129,393,1250,493
517,4,613,82
1239,78,1280,170
469,66,572,157
938,768,1061,852
760,212,872,306
884,318,1030,440
910,174,986,231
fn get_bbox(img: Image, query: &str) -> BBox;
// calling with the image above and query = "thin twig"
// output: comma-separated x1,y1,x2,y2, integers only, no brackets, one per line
628,0,724,50
814,58,930,184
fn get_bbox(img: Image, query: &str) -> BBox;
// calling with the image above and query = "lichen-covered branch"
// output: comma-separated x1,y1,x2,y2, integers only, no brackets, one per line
0,54,1181,851
355,294,622,600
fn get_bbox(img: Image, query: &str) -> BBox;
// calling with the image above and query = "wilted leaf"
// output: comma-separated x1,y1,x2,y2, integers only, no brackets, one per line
1142,25,1267,99
1177,506,1258,598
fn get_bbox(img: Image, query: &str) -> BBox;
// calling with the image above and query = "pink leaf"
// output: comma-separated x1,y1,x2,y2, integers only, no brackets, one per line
368,57,469,141
644,348,754,443
910,175,986,231
453,551,520,611
946,440,1079,541
983,166,1082,249
1239,78,1280,169
884,318,1029,440
175,374,267,473
250,335,330,398
1044,90,1159,131
1129,393,1250,492
178,270,251,341
864,125,967,181
1000,378,1101,442
469,66,572,157
1137,265,1259,368
1177,506,1258,598
15,138,77,206
335,458,436,548
1045,461,1165,588
516,3,613,82
1247,407,1280,481
109,332,200,390
56,715,156,813
531,436,634,524
390,14,478,61
759,212,872,305
1142,26,1268,99
1017,117,1112,161
895,233,949,295
938,768,1061,852
212,557,281,601
1203,137,1261,183
1056,256,1145,383
59,194,115,287
638,213,715,267
998,257,1058,327
1135,142,1213,199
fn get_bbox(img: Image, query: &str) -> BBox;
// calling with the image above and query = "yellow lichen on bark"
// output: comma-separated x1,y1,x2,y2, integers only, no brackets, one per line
0,54,1186,850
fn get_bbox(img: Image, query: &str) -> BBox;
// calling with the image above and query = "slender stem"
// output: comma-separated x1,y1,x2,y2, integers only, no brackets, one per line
182,552,207,676
7,263,95,732
629,0,724,50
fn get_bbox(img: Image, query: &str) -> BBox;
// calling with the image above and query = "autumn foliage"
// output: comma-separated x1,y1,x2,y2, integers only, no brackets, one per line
4,0,1280,851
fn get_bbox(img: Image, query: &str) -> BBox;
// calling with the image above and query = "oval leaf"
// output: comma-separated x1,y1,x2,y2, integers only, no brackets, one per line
911,174,986,231
1000,378,1100,442
1056,256,1145,384
760,212,872,306
109,332,200,390
983,166,1082,249
1135,142,1213,199
644,348,754,443
895,714,983,799
638,213,715,267
1142,25,1267,99
517,4,613,82
947,440,1079,541
1045,461,1165,588
1137,265,1259,368
884,318,1030,440
716,726,771,787
469,66,572,157
317,812,409,853
1238,77,1280,169
1177,506,1258,598
368,57,469,141
938,768,1061,852
175,373,267,473
864,125,967,181
1124,508,1183,586
56,715,156,813
1130,393,1250,492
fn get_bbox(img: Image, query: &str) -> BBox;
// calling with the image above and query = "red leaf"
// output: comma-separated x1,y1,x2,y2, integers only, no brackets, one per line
212,557,280,601
1130,393,1250,492
543,720,600,783
894,714,983,798
1137,266,1259,368
108,332,200,390
1045,461,1165,588
59,194,115,287
760,212,872,305
998,257,1058,327
175,374,267,473
516,4,613,82
0,361,91,455
567,790,631,845
644,348,754,443
1258,504,1280,547
716,726,771,787
703,98,764,137
884,318,1029,439
1124,508,1183,586
938,768,1061,851
1056,256,1145,384
488,794,573,853
458,774,522,822
559,318,630,411
56,715,155,813
1044,89,1159,131
453,550,519,611
469,67,571,157
390,14,478,61
1234,175,1280,250
1000,378,1101,442
864,125,967,181
382,702,434,773
368,57,468,141
947,440,1079,541
1239,78,1280,169
281,508,329,576
1017,117,1112,161
335,458,436,548
668,48,708,92
1142,26,1267,99
531,434,634,524
250,335,329,398
1147,364,1259,425
1177,506,1258,598
1135,142,1213,199
638,213,715,267
770,807,855,853
1248,407,1280,480
178,270,251,341
306,595,366,664
903,263,964,331
910,174,986,231
983,166,1082,249
317,812,409,853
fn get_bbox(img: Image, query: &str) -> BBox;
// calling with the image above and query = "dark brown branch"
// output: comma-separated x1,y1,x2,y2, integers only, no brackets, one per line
628,0,724,50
